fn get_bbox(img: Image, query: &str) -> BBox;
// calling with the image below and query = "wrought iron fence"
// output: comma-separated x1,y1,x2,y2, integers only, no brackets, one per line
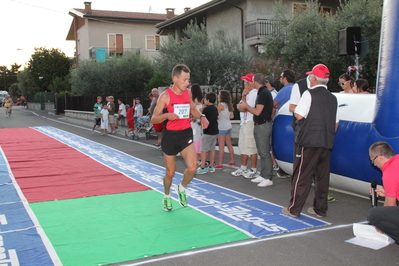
27,85,244,120
56,92,151,115
88,47,141,62
245,19,286,39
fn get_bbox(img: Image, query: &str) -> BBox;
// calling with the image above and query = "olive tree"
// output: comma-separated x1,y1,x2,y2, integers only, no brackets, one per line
156,20,251,89
262,0,382,91
70,54,154,95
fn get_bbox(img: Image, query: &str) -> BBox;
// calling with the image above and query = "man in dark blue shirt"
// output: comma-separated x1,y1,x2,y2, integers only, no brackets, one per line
274,69,295,110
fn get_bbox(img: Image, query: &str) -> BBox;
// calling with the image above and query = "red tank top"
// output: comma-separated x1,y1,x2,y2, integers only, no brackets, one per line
165,88,191,130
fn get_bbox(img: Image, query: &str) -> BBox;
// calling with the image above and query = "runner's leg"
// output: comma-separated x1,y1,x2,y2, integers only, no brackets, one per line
180,144,197,187
163,154,177,195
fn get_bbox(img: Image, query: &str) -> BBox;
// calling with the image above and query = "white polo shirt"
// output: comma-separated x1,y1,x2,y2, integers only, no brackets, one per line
289,83,301,106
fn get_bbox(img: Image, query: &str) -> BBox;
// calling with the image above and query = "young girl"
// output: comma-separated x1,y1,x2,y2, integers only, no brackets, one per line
215,90,235,169
190,84,203,165
100,104,109,136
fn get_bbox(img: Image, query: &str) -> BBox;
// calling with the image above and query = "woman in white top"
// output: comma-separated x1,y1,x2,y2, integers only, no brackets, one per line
215,90,235,169
338,73,354,93
134,98,143,124
190,84,204,164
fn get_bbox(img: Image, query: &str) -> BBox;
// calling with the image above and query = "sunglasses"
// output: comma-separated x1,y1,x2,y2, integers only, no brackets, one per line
371,155,379,165
338,80,350,86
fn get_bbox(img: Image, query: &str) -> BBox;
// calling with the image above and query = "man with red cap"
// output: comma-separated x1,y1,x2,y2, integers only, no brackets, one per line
233,74,259,178
282,64,339,218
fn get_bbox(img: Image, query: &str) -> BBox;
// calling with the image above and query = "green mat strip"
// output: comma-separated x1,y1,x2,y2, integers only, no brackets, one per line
30,190,250,266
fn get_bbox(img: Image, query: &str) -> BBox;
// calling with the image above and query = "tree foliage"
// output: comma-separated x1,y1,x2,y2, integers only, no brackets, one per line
25,47,72,94
145,71,170,90
155,20,252,89
70,54,153,95
0,63,21,92
262,0,383,91
49,75,71,94
8,83,21,99
17,70,28,97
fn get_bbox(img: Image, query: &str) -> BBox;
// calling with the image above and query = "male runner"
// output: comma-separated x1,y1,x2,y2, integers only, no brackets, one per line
151,64,209,211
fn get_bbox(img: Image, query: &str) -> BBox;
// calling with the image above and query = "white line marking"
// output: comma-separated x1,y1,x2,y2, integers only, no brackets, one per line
121,223,356,266
0,148,63,266
45,117,157,149
0,214,7,225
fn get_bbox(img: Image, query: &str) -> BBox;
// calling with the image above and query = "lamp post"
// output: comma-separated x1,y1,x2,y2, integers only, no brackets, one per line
39,76,43,110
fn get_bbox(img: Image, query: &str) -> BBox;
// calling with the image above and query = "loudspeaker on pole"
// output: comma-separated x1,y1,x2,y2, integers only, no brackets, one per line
338,27,361,56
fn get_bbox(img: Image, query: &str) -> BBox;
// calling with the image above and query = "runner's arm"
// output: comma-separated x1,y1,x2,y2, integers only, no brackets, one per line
151,92,179,124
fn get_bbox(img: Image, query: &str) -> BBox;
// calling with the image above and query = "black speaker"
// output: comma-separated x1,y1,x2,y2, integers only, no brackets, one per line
338,27,361,56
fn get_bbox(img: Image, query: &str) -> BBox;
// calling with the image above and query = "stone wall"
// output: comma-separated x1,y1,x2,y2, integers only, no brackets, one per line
64,110,126,126
64,110,240,143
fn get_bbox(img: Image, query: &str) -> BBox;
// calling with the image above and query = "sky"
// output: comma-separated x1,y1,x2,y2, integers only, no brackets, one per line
1,0,210,69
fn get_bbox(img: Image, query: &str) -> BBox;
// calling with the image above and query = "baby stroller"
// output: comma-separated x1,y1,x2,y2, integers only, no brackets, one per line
131,113,151,140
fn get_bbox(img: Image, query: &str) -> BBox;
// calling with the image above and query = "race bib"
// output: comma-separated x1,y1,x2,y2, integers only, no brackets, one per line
174,104,190,119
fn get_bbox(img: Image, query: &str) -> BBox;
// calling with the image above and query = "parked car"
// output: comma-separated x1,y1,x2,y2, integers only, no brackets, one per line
0,91,8,107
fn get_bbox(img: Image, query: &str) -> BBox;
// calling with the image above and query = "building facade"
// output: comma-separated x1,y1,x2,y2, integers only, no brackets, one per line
67,2,173,65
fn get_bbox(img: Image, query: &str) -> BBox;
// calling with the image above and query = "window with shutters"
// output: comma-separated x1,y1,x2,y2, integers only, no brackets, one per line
292,3,331,17
108,33,131,56
146,35,167,51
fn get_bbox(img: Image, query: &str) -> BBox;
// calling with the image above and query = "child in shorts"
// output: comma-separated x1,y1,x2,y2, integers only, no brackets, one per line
92,96,102,133
196,92,219,174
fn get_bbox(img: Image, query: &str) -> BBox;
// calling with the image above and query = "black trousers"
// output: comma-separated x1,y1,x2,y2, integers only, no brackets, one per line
368,206,399,244
288,146,331,217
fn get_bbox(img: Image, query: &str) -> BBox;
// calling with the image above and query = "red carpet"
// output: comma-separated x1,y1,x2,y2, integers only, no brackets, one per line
0,128,150,202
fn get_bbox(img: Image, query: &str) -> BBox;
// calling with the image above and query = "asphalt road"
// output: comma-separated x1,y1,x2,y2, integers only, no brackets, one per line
2,106,398,266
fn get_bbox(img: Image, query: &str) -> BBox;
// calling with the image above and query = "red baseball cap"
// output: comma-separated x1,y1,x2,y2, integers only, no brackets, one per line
306,64,330,78
240,73,254,82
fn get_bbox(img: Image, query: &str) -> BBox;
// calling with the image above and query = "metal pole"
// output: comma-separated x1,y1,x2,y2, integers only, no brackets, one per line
355,55,359,80
354,38,360,79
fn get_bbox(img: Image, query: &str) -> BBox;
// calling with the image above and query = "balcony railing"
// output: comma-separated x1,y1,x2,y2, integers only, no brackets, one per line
88,47,141,61
245,19,286,39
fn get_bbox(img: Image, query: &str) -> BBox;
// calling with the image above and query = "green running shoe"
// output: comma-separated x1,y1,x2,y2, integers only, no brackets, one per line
163,197,173,211
327,194,336,203
175,185,188,207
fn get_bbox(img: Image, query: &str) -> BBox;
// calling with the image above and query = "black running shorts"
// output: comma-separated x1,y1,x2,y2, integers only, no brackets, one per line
162,127,193,156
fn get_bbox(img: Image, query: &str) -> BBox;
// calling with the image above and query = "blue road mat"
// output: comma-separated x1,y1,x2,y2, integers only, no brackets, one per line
34,126,330,238
0,149,61,265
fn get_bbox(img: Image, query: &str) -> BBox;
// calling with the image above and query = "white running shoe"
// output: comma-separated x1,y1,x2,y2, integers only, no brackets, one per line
231,168,248,177
258,179,273,187
251,176,265,183
243,170,260,179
